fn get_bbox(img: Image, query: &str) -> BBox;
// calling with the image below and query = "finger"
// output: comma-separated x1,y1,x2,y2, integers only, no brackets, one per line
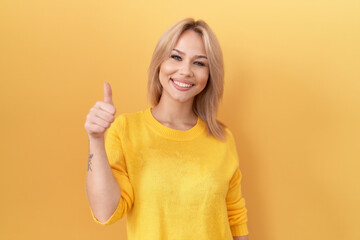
95,101,116,115
87,113,111,129
104,82,114,105
94,109,115,123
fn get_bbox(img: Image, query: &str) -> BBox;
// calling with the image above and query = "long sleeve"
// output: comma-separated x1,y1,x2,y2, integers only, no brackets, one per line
88,108,250,239
90,115,134,225
225,129,249,236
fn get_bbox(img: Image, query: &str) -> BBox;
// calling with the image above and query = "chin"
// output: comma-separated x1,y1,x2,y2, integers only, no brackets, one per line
171,95,194,104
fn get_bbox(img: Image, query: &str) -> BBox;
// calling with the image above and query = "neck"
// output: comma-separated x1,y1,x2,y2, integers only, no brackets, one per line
151,94,197,125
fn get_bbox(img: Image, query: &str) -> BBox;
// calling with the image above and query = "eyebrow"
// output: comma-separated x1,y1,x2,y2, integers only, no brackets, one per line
172,48,208,59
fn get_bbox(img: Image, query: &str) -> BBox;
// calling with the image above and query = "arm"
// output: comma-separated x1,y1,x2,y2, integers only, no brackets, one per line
85,83,134,224
86,136,121,223
226,129,249,237
85,83,122,223
234,235,249,240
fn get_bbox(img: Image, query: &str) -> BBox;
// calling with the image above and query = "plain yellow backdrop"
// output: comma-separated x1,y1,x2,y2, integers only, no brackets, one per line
1,0,359,239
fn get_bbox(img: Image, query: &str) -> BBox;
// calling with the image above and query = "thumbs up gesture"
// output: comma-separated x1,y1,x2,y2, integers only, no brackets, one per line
85,83,117,139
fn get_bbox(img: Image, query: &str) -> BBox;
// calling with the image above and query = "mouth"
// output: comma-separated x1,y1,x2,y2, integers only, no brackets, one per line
170,78,195,91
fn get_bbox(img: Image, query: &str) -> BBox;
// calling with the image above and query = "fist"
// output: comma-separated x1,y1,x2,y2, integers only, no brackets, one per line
84,82,117,139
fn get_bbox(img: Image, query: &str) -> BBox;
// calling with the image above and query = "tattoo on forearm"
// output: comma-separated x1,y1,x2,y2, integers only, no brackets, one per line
88,153,93,172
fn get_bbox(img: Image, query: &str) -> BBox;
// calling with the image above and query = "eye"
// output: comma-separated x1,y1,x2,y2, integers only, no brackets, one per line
171,55,182,61
194,61,205,67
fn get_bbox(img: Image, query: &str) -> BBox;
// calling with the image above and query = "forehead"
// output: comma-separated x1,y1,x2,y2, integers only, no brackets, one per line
174,29,206,55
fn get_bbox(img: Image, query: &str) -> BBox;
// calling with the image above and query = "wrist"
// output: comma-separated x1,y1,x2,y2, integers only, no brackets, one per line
88,135,105,142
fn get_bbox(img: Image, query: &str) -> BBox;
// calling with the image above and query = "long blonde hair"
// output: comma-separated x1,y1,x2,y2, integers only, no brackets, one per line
147,18,226,141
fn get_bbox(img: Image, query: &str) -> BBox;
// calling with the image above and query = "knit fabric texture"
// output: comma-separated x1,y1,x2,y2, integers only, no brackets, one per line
90,107,249,239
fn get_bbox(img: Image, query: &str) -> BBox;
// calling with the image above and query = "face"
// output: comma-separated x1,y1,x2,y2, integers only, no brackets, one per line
158,29,210,104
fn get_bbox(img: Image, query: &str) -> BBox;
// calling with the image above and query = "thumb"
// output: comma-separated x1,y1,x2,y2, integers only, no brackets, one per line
104,82,114,105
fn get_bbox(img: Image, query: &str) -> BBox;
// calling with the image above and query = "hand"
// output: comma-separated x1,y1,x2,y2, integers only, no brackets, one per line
84,82,117,139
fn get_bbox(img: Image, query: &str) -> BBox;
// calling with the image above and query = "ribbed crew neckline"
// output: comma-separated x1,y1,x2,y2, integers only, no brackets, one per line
143,107,206,141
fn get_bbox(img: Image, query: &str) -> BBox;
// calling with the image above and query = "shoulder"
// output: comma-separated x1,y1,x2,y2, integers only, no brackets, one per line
213,119,235,142
107,108,142,128
223,126,235,142
112,108,146,129
115,108,145,121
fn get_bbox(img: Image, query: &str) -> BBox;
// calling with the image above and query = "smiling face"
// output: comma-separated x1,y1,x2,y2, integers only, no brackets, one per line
158,29,210,104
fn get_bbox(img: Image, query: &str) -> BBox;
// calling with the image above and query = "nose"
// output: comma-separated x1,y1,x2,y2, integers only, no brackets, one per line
178,61,194,77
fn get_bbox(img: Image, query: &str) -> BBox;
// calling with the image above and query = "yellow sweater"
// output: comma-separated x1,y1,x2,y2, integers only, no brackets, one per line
90,107,249,239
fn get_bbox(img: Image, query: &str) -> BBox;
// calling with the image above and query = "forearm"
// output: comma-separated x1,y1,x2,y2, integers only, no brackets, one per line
86,136,121,222
233,235,249,240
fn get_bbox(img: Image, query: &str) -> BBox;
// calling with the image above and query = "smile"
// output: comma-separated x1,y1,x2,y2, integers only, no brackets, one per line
170,78,194,91
170,78,195,88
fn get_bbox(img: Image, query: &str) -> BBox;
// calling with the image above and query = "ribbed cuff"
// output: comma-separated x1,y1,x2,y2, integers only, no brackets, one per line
89,200,123,226
231,223,249,236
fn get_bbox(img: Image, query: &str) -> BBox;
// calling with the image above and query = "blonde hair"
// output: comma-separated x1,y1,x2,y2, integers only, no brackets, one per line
147,18,227,141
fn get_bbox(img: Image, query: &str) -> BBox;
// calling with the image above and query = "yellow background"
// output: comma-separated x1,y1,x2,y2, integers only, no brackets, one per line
1,0,359,239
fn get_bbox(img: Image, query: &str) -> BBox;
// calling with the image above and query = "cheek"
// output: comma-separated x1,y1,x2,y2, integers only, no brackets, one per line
160,61,176,77
197,70,210,86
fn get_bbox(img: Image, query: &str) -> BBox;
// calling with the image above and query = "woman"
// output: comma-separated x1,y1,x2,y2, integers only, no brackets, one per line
84,18,249,240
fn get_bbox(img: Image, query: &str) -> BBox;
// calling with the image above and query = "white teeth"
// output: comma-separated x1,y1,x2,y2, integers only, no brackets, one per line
173,80,192,88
